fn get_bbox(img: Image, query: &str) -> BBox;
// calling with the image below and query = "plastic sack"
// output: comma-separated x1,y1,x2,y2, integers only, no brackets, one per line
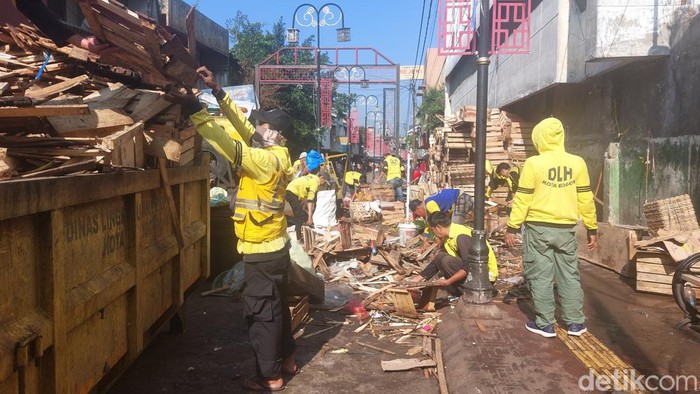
312,190,338,228
289,239,314,274
211,262,244,295
209,187,230,207
324,283,354,309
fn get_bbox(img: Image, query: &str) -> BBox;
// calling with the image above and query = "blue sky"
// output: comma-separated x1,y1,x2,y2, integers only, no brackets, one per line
186,0,438,133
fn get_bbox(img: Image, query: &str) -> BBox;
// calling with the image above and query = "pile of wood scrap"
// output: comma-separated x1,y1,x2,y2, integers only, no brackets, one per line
381,201,406,226
357,183,396,202
0,1,200,180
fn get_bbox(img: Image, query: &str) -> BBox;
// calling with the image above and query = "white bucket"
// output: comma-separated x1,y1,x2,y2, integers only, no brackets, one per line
398,223,418,246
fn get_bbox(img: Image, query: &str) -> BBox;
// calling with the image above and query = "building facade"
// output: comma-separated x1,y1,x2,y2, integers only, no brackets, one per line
444,0,700,226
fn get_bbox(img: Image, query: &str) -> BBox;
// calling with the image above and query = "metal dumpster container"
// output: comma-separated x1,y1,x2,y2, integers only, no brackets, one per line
0,158,209,393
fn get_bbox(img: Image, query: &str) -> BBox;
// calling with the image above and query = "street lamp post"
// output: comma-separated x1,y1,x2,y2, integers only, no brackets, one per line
332,66,368,152
463,0,493,304
354,94,379,158
367,110,382,159
287,3,351,151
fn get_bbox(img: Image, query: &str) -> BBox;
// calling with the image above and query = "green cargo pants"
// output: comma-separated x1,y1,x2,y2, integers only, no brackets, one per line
522,223,585,328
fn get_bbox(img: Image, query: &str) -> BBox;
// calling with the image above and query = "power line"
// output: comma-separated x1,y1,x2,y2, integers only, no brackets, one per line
411,0,429,86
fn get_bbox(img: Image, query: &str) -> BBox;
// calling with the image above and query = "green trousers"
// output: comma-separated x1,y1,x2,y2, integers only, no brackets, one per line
522,223,585,327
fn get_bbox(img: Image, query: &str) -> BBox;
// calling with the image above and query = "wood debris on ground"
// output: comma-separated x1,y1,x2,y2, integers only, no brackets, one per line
292,192,528,394
0,0,200,180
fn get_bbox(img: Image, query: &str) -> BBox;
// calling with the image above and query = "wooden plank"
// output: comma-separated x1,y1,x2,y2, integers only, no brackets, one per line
378,248,407,275
356,341,396,355
143,131,182,162
637,272,674,285
0,104,90,117
636,262,677,275
381,358,436,372
158,157,185,248
48,108,134,136
388,288,418,318
636,281,672,295
435,338,449,394
130,95,172,123
25,75,89,100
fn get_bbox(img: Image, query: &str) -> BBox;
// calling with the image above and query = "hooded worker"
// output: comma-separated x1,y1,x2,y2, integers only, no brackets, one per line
292,152,308,178
166,67,297,391
285,150,325,240
505,117,598,339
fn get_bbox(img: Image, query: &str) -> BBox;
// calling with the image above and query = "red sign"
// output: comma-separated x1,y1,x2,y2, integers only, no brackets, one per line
321,78,333,128
350,109,360,143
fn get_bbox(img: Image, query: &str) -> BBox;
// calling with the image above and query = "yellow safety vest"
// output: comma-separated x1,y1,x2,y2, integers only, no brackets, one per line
444,223,499,281
384,156,403,181
232,154,288,243
344,171,362,186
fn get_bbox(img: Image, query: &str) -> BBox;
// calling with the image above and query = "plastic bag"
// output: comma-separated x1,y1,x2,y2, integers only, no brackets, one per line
211,262,245,295
324,283,354,309
289,239,314,274
209,187,230,207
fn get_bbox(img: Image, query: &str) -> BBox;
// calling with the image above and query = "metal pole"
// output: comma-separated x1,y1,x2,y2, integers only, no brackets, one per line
316,9,322,151
463,0,493,304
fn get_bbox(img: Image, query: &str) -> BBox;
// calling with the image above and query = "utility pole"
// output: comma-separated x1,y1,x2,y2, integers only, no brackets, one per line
463,0,493,304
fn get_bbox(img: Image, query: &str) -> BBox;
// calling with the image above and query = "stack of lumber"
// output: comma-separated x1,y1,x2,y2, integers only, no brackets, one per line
358,183,396,202
498,111,535,165
642,194,699,237
381,201,406,226
634,229,700,295
0,1,200,180
632,195,700,295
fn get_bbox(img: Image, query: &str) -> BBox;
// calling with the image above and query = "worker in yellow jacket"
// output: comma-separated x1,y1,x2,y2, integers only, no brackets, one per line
505,117,598,339
168,67,296,391
343,169,364,196
292,152,307,178
409,211,498,294
383,152,405,202
485,160,520,214
286,150,325,240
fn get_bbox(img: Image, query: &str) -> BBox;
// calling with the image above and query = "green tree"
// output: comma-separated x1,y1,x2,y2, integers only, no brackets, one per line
416,86,445,135
227,12,347,156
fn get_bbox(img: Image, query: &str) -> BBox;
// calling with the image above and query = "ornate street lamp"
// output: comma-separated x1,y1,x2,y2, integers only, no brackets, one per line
353,94,379,157
331,66,368,153
367,110,382,158
287,3,350,150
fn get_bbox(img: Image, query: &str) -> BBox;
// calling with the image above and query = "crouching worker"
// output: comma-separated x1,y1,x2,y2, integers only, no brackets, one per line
410,212,499,295
409,188,474,225
286,150,324,240
166,67,297,392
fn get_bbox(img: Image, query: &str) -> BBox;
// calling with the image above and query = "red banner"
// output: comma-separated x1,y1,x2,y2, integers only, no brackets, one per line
321,78,333,128
349,109,359,143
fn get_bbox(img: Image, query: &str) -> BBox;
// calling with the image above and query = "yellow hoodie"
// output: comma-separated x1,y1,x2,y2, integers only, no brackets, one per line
507,118,597,235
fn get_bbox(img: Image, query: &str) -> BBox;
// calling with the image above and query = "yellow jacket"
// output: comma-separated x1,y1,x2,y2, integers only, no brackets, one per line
486,164,519,198
507,118,597,234
287,174,320,201
444,223,498,282
190,92,292,256
383,155,404,181
344,171,362,186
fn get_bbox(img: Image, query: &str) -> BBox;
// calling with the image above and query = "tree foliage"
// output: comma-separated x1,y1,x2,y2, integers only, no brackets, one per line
227,11,349,156
416,86,445,134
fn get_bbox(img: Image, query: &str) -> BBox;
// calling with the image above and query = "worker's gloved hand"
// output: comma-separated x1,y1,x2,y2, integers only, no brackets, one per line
196,66,221,93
